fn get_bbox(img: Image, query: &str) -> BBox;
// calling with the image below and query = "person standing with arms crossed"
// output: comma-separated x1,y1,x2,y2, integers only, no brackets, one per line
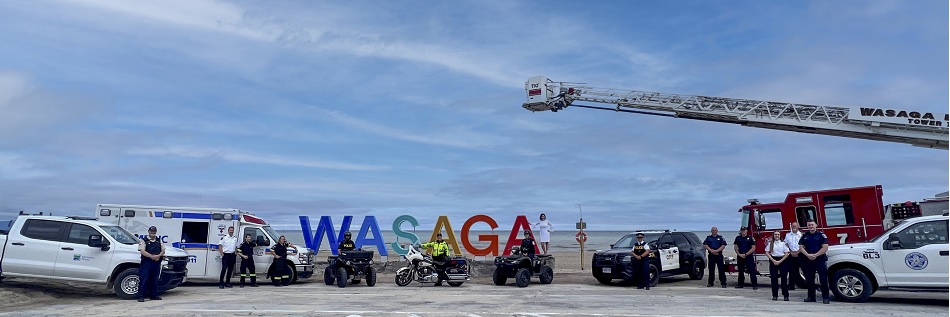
799,221,830,304
766,231,791,301
137,226,164,302
532,213,554,255
218,226,238,289
631,233,651,290
703,227,727,288
733,227,758,290
237,233,258,287
784,222,803,291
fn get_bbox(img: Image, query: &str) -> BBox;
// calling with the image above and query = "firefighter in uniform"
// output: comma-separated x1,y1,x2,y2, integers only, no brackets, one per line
421,233,450,286
137,226,164,302
218,226,238,289
269,236,294,287
338,231,356,252
783,222,803,291
799,221,830,304
631,232,651,290
703,227,728,288
733,227,758,289
520,230,537,257
237,234,258,287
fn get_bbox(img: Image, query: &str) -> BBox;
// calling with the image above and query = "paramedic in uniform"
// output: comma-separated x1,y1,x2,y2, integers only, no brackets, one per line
703,227,728,288
784,222,803,290
733,227,758,289
219,226,238,289
631,232,651,290
338,231,356,252
799,221,830,304
237,233,258,287
137,226,164,302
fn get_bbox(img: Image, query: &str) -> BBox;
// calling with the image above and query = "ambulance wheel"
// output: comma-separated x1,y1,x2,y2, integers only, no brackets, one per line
492,268,507,286
648,263,659,287
688,260,704,280
323,266,335,285
365,267,377,287
831,269,873,303
113,267,140,300
539,266,554,284
336,267,348,288
282,265,294,286
515,268,531,288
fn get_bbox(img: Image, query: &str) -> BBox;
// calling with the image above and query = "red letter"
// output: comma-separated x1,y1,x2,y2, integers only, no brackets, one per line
430,215,462,256
502,215,539,255
461,215,499,256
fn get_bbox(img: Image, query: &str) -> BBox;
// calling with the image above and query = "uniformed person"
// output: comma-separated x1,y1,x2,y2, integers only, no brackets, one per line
269,236,294,287
137,226,164,302
631,233,651,290
338,231,356,252
733,227,758,290
219,226,238,289
783,222,803,291
421,233,450,286
798,221,830,304
703,227,728,288
766,231,791,301
237,233,258,287
520,230,537,257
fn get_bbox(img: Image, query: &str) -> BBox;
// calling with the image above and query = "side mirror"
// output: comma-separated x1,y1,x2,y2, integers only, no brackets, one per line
609,244,615,248
87,235,110,251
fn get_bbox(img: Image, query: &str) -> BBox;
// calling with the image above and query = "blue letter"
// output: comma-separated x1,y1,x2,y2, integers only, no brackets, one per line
354,216,388,256
299,215,353,255
389,215,421,256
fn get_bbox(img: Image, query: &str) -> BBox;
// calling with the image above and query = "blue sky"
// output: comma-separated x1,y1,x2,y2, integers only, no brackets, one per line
0,0,947,231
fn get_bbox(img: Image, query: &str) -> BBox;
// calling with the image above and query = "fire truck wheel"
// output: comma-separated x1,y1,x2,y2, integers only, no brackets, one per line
831,269,874,303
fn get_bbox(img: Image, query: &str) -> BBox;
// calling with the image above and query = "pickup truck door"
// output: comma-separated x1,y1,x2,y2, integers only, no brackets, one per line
881,219,949,287
3,219,66,276
54,223,114,280
657,234,680,271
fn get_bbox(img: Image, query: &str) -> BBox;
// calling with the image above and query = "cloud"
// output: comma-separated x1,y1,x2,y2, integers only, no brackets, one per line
130,146,387,171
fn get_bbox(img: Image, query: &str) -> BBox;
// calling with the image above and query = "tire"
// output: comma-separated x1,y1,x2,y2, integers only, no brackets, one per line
647,263,659,287
323,266,335,285
283,265,294,286
492,268,507,286
515,268,531,288
539,266,554,284
595,275,612,285
336,267,348,288
113,267,140,300
365,267,377,287
447,282,463,287
395,269,412,287
688,260,705,280
831,269,874,303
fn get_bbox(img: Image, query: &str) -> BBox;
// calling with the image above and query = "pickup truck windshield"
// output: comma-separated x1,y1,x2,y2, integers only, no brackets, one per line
101,225,140,245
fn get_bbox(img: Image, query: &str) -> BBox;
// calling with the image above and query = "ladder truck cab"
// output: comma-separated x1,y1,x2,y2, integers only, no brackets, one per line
96,204,315,284
738,185,887,283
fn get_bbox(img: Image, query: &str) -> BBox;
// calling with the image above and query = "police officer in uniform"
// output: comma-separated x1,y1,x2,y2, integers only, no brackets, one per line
703,226,727,288
520,230,537,257
137,226,164,302
269,235,294,287
798,221,830,304
733,227,758,290
421,233,450,286
631,233,651,290
338,231,356,252
237,233,258,287
219,226,238,289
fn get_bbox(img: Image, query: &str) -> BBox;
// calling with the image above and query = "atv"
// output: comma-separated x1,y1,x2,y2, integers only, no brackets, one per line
492,246,555,287
324,250,377,288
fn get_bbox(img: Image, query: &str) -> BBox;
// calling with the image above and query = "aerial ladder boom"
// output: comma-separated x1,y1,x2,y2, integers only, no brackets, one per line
522,76,949,150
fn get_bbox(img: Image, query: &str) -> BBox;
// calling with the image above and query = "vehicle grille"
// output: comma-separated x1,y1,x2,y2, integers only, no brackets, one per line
168,257,189,272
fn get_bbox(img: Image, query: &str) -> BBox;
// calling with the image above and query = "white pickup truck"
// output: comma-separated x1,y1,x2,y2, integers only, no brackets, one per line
826,214,948,302
0,215,190,299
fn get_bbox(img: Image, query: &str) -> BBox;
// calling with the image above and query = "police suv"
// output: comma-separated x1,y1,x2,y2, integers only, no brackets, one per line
826,214,948,302
591,230,706,287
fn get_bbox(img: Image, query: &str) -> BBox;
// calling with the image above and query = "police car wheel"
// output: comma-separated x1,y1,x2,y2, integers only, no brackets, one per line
688,260,704,280
595,275,612,285
365,267,377,287
515,268,531,288
831,269,873,303
336,267,348,288
323,266,335,285
648,263,659,287
447,282,463,287
539,266,554,284
113,267,140,300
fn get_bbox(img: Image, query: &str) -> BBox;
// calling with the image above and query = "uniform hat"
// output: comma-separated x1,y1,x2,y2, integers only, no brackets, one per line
636,233,644,237
740,226,748,231
148,226,157,232
524,230,531,235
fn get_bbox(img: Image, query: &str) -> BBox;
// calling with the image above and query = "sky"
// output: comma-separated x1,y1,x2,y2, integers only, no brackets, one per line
0,0,947,232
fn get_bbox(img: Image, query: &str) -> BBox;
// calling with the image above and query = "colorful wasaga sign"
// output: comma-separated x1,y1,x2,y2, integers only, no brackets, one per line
298,214,539,257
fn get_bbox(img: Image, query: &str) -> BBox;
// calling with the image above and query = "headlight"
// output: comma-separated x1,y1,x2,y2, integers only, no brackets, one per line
162,264,172,270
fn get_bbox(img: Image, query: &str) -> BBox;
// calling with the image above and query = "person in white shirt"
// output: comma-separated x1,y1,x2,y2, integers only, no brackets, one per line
532,213,554,254
767,231,791,301
783,222,803,290
218,226,238,288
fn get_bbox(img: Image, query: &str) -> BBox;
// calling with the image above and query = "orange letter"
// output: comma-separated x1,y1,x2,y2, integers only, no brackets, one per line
430,215,462,256
461,215,499,256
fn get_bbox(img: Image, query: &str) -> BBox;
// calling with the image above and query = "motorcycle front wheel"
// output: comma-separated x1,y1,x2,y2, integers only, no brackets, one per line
395,269,413,287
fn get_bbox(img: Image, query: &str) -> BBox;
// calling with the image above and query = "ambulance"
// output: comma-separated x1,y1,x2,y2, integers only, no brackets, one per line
95,204,315,284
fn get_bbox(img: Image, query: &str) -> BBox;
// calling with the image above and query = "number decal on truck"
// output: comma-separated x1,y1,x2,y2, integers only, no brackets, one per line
836,233,848,244
862,251,880,259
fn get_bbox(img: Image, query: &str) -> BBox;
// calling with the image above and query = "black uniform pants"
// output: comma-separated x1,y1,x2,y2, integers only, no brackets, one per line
787,255,801,289
240,257,256,285
220,253,236,285
736,254,757,287
272,258,290,285
802,257,829,300
633,257,650,288
769,260,789,298
707,253,726,286
433,254,449,282
137,259,161,299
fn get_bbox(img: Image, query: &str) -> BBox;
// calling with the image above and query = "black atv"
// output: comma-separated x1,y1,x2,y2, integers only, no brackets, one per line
492,246,555,287
323,250,377,288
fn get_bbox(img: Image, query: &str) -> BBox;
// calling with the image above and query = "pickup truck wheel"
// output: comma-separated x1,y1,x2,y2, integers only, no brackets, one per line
492,268,507,286
515,268,531,288
113,267,140,300
831,269,873,303
539,266,554,284
336,267,348,288
688,260,704,280
648,263,659,287
323,266,335,285
595,275,612,285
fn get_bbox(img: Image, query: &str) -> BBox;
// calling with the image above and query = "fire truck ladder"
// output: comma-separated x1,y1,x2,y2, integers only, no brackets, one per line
522,76,948,150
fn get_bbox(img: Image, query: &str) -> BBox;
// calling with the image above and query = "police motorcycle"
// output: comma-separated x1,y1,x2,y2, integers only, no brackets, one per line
394,244,470,287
